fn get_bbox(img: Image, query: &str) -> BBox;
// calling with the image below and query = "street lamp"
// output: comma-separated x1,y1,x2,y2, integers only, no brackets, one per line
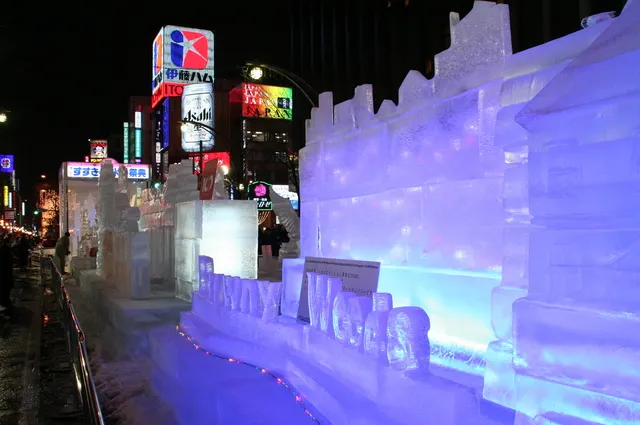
0,113,7,123
248,66,264,81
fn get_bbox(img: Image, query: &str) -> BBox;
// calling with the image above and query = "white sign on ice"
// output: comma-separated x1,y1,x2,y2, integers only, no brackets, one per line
297,257,380,322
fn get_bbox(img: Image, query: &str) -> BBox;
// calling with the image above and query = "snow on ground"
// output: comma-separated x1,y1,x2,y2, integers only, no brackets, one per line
63,277,178,425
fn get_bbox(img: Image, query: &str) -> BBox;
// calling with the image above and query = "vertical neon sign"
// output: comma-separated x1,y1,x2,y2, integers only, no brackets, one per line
134,111,142,161
123,122,130,163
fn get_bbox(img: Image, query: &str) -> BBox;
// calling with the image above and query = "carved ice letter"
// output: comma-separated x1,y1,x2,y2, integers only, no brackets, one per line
321,277,342,337
386,306,431,372
348,296,373,351
240,279,260,317
211,274,224,305
364,293,393,363
307,272,321,327
333,292,356,345
231,277,243,311
258,280,282,323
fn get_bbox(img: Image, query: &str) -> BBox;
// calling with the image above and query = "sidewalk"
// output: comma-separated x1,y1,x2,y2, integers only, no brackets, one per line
0,268,42,425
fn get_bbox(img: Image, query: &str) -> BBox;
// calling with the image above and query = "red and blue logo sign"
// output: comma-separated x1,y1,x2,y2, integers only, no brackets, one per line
170,29,209,69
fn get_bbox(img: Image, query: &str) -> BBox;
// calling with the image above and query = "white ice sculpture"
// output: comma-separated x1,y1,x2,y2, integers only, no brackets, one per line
117,164,129,193
269,186,300,258
292,0,513,380
364,293,393,363
240,278,260,317
306,272,322,328
96,159,118,276
333,292,357,345
257,280,282,323
387,307,431,372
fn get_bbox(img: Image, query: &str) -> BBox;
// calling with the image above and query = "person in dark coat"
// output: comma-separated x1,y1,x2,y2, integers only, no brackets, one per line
0,235,15,310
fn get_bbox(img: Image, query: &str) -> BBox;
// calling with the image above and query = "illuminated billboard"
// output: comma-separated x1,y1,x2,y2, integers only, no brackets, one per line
0,155,14,173
123,123,130,163
190,152,230,175
181,83,214,153
242,83,292,120
89,140,108,163
66,162,150,180
151,26,215,104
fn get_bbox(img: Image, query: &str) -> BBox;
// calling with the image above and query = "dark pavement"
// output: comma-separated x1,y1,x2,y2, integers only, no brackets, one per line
0,267,41,425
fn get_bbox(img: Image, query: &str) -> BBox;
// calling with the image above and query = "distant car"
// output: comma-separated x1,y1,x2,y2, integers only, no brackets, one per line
41,238,57,248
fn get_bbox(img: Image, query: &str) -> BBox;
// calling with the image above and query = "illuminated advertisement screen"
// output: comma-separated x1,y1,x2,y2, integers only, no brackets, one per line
247,181,272,210
66,162,150,180
90,140,108,162
242,83,292,120
181,83,214,152
0,155,14,173
190,152,230,175
123,123,130,163
151,25,215,105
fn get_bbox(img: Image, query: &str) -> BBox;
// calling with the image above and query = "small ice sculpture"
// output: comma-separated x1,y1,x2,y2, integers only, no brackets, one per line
307,272,323,328
257,280,282,323
387,306,431,372
240,279,260,317
348,296,373,351
97,159,118,276
333,292,357,345
365,293,393,363
321,277,342,336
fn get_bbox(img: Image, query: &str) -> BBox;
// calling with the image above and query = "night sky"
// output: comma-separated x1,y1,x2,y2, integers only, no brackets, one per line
0,2,290,200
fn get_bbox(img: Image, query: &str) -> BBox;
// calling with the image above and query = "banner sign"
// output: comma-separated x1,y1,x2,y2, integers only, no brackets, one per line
199,159,218,200
297,257,381,322
66,162,150,180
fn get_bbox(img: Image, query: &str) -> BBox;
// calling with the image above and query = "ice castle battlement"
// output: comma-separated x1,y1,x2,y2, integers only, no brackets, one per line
305,0,512,145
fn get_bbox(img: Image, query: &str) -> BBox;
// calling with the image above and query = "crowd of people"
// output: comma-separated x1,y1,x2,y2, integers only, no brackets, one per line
0,230,39,312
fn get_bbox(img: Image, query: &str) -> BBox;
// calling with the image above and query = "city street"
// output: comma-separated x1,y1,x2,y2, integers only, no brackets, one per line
0,266,86,425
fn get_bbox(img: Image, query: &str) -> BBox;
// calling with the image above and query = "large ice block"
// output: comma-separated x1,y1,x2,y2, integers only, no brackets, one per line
200,200,257,279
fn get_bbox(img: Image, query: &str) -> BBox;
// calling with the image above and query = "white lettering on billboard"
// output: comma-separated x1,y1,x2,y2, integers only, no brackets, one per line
181,83,214,152
66,162,150,180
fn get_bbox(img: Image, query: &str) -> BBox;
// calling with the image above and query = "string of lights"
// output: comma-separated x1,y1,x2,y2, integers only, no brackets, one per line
175,326,327,425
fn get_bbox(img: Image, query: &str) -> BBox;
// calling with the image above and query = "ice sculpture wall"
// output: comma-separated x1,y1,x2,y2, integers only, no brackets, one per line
483,16,614,409
289,1,513,377
509,3,640,423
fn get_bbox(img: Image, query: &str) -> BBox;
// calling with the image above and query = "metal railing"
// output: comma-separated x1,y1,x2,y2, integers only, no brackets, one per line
40,256,106,425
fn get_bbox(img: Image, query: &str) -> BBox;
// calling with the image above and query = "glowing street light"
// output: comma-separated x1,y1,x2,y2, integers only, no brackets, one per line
0,113,7,123
40,174,46,179
249,66,264,81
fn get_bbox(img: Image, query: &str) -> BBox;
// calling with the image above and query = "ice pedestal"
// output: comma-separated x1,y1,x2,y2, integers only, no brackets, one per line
174,200,257,301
